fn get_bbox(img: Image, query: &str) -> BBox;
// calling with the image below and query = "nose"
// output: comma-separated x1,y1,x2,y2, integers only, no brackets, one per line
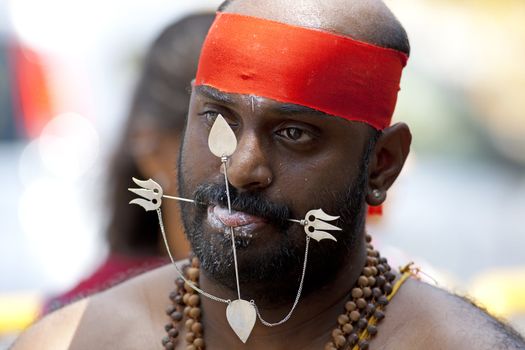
225,131,273,191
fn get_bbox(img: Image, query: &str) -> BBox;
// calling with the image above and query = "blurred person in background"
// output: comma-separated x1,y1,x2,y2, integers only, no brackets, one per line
43,12,215,313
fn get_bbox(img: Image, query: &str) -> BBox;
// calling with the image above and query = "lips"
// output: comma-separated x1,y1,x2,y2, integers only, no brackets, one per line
209,205,267,228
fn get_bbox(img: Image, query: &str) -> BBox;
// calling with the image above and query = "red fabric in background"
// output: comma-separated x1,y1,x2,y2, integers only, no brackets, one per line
196,13,408,130
43,254,168,314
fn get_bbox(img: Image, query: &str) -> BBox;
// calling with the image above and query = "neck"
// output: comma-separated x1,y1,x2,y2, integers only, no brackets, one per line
198,235,367,349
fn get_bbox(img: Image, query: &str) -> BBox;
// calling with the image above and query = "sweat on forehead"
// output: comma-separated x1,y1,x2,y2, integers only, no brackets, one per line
195,12,407,130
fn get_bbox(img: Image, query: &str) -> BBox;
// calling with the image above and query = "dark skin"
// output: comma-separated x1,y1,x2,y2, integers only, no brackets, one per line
12,89,524,349
177,84,409,349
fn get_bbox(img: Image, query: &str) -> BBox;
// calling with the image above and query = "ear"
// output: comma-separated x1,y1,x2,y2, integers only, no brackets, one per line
132,127,181,193
366,123,412,206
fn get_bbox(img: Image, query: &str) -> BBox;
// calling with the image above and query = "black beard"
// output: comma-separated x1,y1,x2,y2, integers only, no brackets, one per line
178,162,368,306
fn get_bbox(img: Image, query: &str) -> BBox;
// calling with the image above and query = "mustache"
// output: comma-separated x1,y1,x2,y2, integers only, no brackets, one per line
193,183,292,230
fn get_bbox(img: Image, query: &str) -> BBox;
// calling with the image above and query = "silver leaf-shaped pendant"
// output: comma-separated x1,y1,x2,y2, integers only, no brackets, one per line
303,209,341,242
208,114,237,158
226,299,256,343
128,177,163,211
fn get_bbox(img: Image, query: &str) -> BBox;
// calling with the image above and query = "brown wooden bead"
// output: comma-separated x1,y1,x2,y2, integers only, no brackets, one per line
191,322,203,334
377,295,389,306
370,266,378,276
367,257,378,266
349,310,360,322
365,234,372,242
186,345,196,350
374,310,385,321
324,342,337,350
334,335,346,347
331,328,343,338
185,332,195,343
376,275,386,287
357,318,368,330
368,250,379,257
356,298,367,309
367,325,378,336
337,314,350,325
183,293,191,304
358,340,369,350
171,311,183,322
383,283,393,295
367,276,376,287
166,305,176,315
345,301,357,312
362,287,372,298
184,282,194,293
348,333,359,345
189,307,201,319
193,337,205,347
187,267,199,280
184,306,192,316
342,323,354,334
188,294,200,307
185,319,194,330
351,288,363,299
363,267,373,277
385,271,395,282
191,257,200,268
162,336,170,345
168,328,179,338
358,276,369,287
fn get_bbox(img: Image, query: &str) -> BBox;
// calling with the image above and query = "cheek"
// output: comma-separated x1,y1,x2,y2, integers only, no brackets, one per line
180,119,221,185
273,151,361,207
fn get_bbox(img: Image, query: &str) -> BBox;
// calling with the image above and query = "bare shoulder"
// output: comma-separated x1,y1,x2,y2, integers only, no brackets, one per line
375,278,525,350
12,263,179,350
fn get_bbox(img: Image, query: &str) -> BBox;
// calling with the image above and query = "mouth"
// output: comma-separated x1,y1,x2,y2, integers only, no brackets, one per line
207,205,268,238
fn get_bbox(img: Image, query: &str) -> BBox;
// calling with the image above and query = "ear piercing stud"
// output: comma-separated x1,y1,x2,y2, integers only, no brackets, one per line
372,189,382,199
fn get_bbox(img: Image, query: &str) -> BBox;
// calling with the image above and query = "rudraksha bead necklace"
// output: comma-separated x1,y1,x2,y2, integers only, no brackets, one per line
163,234,400,350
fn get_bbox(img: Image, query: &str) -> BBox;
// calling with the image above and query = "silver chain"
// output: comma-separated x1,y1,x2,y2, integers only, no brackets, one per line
157,172,311,326
253,235,310,327
222,157,242,301
157,208,230,304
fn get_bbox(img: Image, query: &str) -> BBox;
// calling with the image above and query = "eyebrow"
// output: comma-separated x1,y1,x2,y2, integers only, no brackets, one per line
196,85,327,118
196,85,235,105
273,103,326,118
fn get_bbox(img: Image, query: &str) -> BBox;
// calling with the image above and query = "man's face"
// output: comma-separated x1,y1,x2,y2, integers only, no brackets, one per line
178,85,373,302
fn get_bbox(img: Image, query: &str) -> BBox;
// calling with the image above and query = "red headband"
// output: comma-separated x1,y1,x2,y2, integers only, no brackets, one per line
195,12,408,130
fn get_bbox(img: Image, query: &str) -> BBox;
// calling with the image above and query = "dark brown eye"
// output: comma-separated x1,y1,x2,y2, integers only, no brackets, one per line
276,127,313,143
285,128,303,140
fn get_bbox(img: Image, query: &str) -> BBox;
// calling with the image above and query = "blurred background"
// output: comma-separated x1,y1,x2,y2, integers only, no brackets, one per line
0,0,523,347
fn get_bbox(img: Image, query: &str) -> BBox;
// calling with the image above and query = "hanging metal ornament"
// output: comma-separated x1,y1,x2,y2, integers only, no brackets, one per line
129,177,196,211
302,209,341,242
207,114,257,343
128,114,343,345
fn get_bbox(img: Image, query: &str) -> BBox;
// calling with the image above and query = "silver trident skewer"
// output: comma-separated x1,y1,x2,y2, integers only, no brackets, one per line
128,177,196,211
289,209,341,242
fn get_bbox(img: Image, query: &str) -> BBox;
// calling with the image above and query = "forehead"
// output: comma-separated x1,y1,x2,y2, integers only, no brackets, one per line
193,85,333,120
